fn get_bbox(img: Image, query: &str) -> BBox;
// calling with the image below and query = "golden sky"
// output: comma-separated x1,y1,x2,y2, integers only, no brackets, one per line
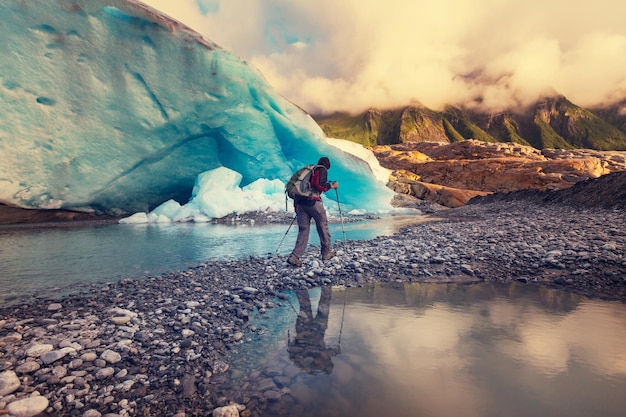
141,0,626,114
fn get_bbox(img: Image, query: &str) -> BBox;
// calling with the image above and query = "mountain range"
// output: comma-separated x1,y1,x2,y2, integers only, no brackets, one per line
313,95,626,151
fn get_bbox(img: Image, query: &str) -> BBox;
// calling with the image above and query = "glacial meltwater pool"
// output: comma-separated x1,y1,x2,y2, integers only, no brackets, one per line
230,283,626,417
0,215,423,305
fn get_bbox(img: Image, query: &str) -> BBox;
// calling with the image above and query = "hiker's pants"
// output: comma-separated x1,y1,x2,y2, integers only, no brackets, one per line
292,201,331,258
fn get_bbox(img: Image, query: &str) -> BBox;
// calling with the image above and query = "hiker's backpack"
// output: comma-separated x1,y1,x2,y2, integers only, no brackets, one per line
286,164,321,199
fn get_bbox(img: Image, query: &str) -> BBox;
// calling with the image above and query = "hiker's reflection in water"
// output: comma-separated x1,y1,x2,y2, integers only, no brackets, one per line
288,286,340,374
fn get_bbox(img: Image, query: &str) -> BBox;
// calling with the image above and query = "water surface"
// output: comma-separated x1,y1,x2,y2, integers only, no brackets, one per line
0,215,422,304
235,283,626,417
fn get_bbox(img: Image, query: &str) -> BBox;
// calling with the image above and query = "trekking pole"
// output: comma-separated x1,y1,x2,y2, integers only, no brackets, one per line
335,188,347,242
274,215,297,255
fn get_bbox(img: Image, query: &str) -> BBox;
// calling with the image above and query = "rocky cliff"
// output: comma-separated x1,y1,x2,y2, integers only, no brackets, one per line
373,140,626,208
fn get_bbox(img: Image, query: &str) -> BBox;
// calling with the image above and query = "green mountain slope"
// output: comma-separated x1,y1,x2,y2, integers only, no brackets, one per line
313,95,626,150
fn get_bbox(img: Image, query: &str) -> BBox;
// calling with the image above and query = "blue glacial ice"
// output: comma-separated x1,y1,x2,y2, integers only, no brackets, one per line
0,0,394,218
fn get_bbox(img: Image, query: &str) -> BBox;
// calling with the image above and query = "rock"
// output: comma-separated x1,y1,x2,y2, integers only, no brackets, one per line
181,373,196,398
47,303,63,311
212,360,229,374
212,404,246,417
52,365,68,378
110,316,131,325
257,378,276,392
264,390,281,401
0,370,20,396
101,350,122,364
25,344,54,357
6,395,49,417
41,347,75,365
95,367,115,379
69,358,84,369
15,361,40,374
107,308,138,318
460,264,474,276
59,340,83,351
372,141,626,208
81,352,98,362
0,333,22,346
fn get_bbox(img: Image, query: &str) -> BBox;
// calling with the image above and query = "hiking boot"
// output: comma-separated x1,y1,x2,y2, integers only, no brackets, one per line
322,251,335,261
288,254,302,267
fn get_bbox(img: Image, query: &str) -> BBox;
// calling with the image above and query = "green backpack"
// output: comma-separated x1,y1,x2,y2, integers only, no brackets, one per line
286,164,322,199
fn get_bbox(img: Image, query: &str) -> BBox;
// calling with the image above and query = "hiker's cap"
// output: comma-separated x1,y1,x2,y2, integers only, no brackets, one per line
318,157,330,169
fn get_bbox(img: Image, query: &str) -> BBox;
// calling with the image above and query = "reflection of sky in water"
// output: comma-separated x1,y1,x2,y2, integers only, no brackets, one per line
244,283,626,417
0,214,423,303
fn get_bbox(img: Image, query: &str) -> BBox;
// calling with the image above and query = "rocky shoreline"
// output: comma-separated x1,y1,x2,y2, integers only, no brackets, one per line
1,199,625,417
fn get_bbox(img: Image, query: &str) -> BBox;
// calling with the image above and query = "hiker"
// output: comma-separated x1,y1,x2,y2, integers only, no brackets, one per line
288,286,340,374
288,156,338,267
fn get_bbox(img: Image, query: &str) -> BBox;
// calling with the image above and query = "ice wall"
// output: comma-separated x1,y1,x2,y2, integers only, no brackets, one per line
0,0,393,216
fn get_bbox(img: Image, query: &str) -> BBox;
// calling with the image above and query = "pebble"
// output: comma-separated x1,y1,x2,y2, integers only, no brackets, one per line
101,349,121,364
15,361,40,374
0,200,623,416
41,347,75,365
109,316,131,325
212,404,246,417
25,344,53,358
95,367,115,379
6,395,49,417
81,352,98,362
0,370,20,396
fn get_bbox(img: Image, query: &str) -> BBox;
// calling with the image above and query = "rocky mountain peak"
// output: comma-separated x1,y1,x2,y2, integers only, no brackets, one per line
314,95,626,151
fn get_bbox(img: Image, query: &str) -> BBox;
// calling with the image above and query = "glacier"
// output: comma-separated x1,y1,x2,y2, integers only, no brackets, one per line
0,0,394,217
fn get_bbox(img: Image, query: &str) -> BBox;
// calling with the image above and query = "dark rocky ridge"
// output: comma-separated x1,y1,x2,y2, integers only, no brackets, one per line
0,204,118,226
469,170,626,210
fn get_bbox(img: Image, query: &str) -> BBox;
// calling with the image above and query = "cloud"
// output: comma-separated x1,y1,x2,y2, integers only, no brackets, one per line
141,0,626,114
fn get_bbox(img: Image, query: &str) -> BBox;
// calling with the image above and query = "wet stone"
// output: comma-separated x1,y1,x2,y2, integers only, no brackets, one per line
52,366,68,378
95,367,115,379
81,352,98,362
0,370,21,396
273,376,291,388
82,409,102,417
264,390,282,401
257,377,277,392
101,349,121,364
0,333,22,346
212,403,246,417
69,358,84,369
25,344,54,358
41,348,74,365
15,361,40,374
6,395,49,417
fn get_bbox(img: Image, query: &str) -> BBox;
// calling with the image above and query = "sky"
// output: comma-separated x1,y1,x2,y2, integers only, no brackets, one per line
140,0,626,115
